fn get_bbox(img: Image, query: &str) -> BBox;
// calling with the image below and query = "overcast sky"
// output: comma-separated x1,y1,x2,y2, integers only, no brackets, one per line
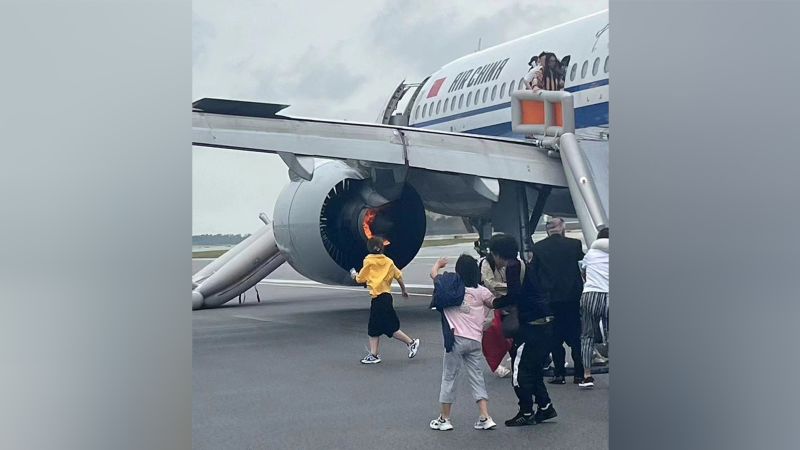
192,0,607,235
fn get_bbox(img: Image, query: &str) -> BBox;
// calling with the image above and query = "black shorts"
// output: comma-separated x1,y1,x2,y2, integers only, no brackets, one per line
368,293,401,338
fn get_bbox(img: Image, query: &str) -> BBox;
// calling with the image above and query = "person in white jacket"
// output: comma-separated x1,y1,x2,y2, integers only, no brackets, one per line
578,228,609,389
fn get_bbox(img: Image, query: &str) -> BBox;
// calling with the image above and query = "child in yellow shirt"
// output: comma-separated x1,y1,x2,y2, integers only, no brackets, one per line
352,237,420,364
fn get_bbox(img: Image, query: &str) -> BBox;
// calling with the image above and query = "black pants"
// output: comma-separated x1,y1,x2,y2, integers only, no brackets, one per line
509,323,553,413
550,302,584,378
368,293,400,338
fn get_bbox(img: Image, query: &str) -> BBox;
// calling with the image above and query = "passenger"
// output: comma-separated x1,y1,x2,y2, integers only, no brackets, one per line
489,234,558,427
552,53,570,88
429,255,497,431
531,217,585,385
351,236,420,364
479,251,514,378
532,53,565,93
524,52,546,90
578,228,610,389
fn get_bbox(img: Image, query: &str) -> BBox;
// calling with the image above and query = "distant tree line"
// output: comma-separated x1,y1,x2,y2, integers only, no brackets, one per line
192,234,251,245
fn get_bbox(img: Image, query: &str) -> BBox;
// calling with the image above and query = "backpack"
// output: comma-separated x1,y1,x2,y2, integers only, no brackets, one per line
429,272,465,311
429,272,466,353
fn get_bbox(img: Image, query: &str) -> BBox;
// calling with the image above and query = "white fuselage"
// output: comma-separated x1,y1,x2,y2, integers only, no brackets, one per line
408,10,609,140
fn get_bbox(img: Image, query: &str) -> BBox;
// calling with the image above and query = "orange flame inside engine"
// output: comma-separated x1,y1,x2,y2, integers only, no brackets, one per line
362,209,390,246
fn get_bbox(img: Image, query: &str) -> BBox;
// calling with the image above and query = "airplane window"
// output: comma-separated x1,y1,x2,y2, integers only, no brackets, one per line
436,100,441,114
491,85,497,101
518,78,525,90
592,57,600,76
500,82,506,99
570,64,577,81
444,98,449,113
415,105,420,120
581,60,588,79
475,89,481,105
467,91,473,107
509,81,514,96
422,103,427,118
458,94,464,109
604,55,609,73
482,88,488,103
451,96,457,111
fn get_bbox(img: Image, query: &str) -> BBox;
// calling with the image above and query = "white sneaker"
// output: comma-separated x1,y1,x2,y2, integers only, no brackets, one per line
474,416,497,430
408,338,420,358
578,376,595,388
494,365,511,378
430,416,453,431
360,354,381,364
592,349,609,366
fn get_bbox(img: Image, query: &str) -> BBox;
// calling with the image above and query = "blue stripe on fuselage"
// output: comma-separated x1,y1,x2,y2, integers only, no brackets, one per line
565,78,608,92
410,78,608,135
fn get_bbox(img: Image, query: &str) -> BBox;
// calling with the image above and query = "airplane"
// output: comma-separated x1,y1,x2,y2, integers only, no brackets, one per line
191,9,609,309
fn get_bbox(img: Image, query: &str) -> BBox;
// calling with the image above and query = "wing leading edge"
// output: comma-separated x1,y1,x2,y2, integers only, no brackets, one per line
192,98,567,188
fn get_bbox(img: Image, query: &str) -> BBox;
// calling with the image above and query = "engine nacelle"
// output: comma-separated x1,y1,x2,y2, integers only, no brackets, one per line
273,161,426,285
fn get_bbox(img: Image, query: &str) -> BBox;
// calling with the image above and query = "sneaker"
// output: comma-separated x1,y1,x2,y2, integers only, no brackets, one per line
573,377,582,384
504,411,536,427
474,416,497,430
494,365,511,378
579,376,595,388
430,416,453,431
534,403,558,423
360,354,381,364
548,375,566,384
408,338,420,358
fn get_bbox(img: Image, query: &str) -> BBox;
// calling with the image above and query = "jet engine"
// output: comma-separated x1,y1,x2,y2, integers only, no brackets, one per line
273,161,426,285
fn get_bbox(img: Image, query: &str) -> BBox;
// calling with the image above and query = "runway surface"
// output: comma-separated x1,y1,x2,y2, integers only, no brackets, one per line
192,243,608,449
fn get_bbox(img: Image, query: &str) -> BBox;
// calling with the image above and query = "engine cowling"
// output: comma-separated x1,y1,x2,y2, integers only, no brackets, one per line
273,161,426,285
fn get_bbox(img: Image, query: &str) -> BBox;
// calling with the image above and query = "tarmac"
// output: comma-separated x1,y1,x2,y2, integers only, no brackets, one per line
192,243,608,450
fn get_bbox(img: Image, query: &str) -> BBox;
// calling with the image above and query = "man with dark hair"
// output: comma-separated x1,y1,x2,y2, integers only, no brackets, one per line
532,217,585,385
489,234,557,427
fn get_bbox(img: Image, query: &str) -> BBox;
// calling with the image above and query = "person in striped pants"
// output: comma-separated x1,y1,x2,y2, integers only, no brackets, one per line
578,228,609,388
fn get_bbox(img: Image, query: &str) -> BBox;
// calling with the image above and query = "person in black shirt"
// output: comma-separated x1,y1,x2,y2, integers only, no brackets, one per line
489,234,558,427
532,217,586,385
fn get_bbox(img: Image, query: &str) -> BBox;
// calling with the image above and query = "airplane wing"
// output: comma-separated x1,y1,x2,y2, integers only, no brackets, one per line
192,98,568,188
